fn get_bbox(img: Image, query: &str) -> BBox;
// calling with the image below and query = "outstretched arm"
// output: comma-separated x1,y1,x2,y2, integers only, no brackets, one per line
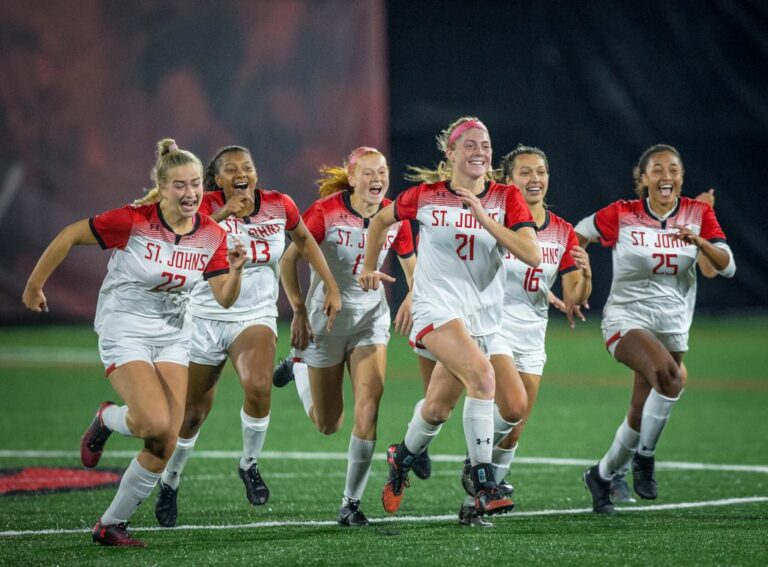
23,220,97,312
358,204,398,291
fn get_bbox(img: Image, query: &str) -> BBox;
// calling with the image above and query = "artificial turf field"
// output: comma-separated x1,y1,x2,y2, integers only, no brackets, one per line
0,317,766,565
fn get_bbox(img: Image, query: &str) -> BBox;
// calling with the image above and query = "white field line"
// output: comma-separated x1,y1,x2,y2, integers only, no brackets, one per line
0,346,98,364
2,449,767,475
1,496,766,538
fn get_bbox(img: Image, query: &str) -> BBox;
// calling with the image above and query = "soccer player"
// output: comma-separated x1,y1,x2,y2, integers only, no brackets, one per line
358,117,541,518
22,139,246,546
276,147,416,526
578,144,736,513
153,146,340,527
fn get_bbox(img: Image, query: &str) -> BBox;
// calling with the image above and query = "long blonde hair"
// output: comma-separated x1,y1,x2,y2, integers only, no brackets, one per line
405,116,492,184
133,138,203,205
316,147,383,197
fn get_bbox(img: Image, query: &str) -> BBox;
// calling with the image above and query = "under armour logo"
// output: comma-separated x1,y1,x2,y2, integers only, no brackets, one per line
641,445,654,453
475,437,491,446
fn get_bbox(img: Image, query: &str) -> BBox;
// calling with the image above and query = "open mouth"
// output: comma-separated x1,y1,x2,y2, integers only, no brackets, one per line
369,183,383,197
233,181,249,191
526,184,543,195
658,184,674,197
468,158,486,167
180,197,198,213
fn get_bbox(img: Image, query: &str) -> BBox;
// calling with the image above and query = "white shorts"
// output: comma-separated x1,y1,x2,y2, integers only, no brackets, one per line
488,315,547,375
409,320,492,362
98,336,190,376
299,321,390,368
602,321,689,356
189,316,277,366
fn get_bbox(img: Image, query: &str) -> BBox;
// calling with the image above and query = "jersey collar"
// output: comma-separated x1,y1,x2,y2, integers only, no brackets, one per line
342,191,382,227
156,202,200,244
445,180,490,201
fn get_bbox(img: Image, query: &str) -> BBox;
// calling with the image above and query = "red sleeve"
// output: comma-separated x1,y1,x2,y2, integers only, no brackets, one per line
394,185,421,221
559,224,579,274
198,192,219,217
89,205,136,249
700,203,726,242
203,224,230,280
281,194,301,231
393,220,415,257
302,200,326,243
594,202,621,247
503,186,536,230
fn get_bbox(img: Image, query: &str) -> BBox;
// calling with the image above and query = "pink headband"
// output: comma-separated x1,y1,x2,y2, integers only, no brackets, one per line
347,146,380,174
447,120,488,147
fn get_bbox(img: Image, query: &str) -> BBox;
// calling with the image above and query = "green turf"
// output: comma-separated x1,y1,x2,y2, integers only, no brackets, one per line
0,317,767,565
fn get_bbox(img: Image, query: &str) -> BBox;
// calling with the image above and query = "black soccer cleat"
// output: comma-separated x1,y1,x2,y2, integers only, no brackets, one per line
458,496,494,527
272,358,295,388
92,520,145,547
610,472,636,503
631,453,658,500
239,462,270,505
154,480,179,528
411,448,432,480
337,498,370,527
583,465,615,514
381,443,414,513
80,401,115,468
460,456,475,496
498,478,515,497
472,463,514,516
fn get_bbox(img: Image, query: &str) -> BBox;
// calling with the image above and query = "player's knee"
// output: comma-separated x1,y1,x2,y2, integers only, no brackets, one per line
315,412,343,435
132,412,172,441
655,363,682,397
467,362,495,399
353,400,380,431
422,399,451,424
181,405,209,434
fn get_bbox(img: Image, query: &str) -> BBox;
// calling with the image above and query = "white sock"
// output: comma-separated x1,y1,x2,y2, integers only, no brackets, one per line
598,418,640,480
403,399,442,454
492,443,517,484
463,397,494,466
161,432,199,489
492,404,520,446
101,458,160,525
637,389,680,457
100,405,133,437
239,408,270,470
293,362,313,417
343,434,376,501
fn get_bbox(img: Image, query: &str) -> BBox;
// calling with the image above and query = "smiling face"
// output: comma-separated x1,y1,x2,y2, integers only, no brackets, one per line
215,150,257,200
348,152,389,206
159,163,204,219
507,153,549,208
446,127,492,182
641,151,683,209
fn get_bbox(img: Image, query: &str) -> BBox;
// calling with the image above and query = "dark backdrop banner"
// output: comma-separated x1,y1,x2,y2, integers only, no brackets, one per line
0,0,387,322
388,0,768,313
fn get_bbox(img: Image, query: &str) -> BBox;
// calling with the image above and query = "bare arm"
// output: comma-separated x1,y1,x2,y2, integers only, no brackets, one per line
561,246,593,328
278,243,313,349
288,219,341,335
393,253,417,336
453,187,541,267
206,241,247,308
23,220,98,312
358,205,398,290
693,189,718,278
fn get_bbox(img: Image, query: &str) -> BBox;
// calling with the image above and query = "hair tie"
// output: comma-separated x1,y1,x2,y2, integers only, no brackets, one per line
447,120,488,147
168,142,179,153
347,146,380,175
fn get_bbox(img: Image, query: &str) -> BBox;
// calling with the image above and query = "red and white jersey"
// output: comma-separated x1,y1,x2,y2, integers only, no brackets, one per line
395,180,536,336
503,210,579,322
189,189,300,321
89,203,229,343
303,191,414,336
575,197,728,332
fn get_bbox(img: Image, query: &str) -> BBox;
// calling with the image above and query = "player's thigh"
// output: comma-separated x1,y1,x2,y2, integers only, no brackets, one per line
229,324,277,391
420,319,493,392
490,354,526,419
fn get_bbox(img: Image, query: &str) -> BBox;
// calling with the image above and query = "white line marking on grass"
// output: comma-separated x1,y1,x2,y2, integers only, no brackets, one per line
0,347,98,364
2,450,767,474
1,496,766,538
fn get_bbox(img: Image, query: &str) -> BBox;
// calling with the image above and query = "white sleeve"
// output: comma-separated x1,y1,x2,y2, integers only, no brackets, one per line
712,241,736,278
574,214,600,240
